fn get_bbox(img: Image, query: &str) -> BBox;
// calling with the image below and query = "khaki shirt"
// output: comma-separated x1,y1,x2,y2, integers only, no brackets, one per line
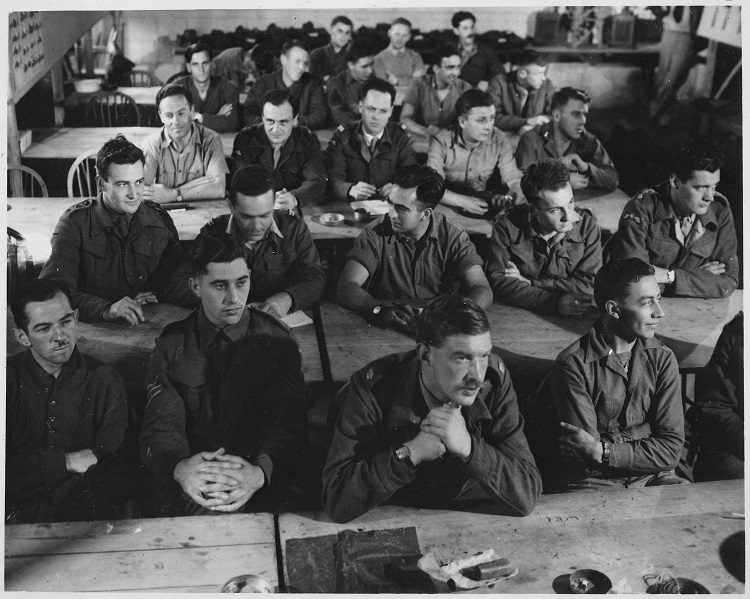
402,74,473,128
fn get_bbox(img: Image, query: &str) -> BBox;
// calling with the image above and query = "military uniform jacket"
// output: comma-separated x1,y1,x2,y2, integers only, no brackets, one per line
173,75,240,133
39,196,196,322
243,71,328,130
201,213,325,310
139,307,307,486
553,319,685,478
326,70,363,126
232,124,326,209
325,121,417,202
322,349,542,523
457,42,504,88
611,182,739,298
486,204,602,314
488,71,555,133
515,121,619,190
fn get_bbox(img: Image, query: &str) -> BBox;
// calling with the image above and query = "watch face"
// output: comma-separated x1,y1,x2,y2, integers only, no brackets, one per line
395,445,411,461
372,305,382,315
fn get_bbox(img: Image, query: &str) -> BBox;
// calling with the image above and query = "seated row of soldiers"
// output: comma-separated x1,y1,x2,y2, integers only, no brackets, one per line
6,131,741,523
134,77,616,219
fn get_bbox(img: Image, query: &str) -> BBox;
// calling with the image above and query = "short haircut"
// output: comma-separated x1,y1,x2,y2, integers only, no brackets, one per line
594,258,656,311
157,83,193,109
417,294,490,348
455,88,493,119
359,76,396,103
185,42,211,63
391,17,412,29
521,159,571,206
261,88,299,116
229,164,275,204
11,279,73,333
191,229,248,277
97,133,145,181
281,39,308,56
672,137,724,182
517,49,548,68
250,44,276,73
345,38,375,65
452,11,476,28
391,164,445,210
433,43,461,68
331,15,353,29
551,87,591,112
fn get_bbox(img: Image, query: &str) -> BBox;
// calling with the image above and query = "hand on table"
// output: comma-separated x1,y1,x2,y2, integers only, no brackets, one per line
559,422,602,464
699,261,726,276
104,296,146,325
143,184,177,203
504,262,531,285
134,291,159,305
255,292,293,318
65,449,98,474
376,303,418,334
558,293,596,317
274,189,298,214
454,195,489,216
173,448,243,509
202,453,265,512
420,404,472,459
568,172,590,189
379,182,394,198
403,430,446,466
349,181,378,201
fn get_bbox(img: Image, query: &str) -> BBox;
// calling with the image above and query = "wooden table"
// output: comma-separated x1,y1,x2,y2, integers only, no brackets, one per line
6,301,324,385
278,480,744,594
319,291,743,382
5,513,278,592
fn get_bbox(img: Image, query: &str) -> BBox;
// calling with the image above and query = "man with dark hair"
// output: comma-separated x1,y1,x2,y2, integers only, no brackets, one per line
140,84,229,203
41,134,196,323
516,87,619,191
689,312,744,481
337,164,493,333
233,89,326,212
553,258,688,489
611,138,738,298
173,43,239,133
488,49,554,136
326,78,416,202
426,89,524,216
372,17,426,87
212,44,279,90
486,160,600,316
323,293,542,522
243,40,327,129
140,229,308,516
200,165,325,317
309,15,354,82
326,39,375,125
7,280,128,523
451,11,504,89
400,44,473,138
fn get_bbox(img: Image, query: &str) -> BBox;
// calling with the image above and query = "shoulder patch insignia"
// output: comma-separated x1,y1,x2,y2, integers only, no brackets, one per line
633,188,656,202
68,198,93,211
622,212,642,225
329,89,342,105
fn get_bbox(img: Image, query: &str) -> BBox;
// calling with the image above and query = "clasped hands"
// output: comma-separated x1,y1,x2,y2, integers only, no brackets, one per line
404,404,472,465
174,447,265,512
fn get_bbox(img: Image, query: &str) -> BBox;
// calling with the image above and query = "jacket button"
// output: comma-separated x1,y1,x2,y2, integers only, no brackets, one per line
49,416,56,422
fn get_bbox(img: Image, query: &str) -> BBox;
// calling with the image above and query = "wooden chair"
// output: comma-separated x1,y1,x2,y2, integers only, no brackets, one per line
126,69,159,87
165,70,188,84
84,91,142,127
7,164,48,197
67,149,99,198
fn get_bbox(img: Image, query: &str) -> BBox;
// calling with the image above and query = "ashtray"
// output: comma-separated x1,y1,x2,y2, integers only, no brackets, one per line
353,208,371,222
319,212,345,226
221,574,274,593
646,577,710,594
552,569,612,594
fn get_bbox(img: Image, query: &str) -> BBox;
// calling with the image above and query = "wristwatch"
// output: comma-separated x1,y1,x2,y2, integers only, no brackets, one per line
394,444,414,467
666,269,675,284
371,304,383,316
601,441,611,467
175,192,183,203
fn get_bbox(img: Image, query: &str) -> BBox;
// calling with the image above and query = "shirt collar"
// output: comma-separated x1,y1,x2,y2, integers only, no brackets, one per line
24,346,81,384
385,211,439,244
226,213,284,248
198,305,252,352
388,46,406,57
583,318,662,364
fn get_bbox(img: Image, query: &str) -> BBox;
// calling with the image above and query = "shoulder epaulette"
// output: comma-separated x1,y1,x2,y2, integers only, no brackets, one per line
713,191,730,208
65,198,94,213
633,188,657,202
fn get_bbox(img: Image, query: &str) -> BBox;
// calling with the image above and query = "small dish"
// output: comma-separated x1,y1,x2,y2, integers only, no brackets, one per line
319,212,345,226
353,208,370,222
569,569,612,594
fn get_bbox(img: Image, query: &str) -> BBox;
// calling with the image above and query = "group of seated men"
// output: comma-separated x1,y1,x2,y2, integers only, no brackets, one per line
6,11,742,524
7,112,741,523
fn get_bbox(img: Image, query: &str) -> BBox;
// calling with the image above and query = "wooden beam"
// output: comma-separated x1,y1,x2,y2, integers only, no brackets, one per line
702,39,719,98
82,31,95,76
8,103,23,196
50,61,65,126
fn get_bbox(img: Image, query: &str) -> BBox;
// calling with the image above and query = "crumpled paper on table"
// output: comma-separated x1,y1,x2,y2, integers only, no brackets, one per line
418,548,518,590
351,199,390,215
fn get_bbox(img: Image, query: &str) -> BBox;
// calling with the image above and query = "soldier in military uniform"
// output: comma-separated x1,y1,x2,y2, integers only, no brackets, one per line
326,39,376,126
40,134,197,324
232,89,326,213
322,294,542,523
610,139,738,298
140,229,308,516
486,160,600,316
325,77,417,202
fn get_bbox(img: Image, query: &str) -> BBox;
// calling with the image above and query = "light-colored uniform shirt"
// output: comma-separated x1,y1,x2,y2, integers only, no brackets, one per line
372,47,425,86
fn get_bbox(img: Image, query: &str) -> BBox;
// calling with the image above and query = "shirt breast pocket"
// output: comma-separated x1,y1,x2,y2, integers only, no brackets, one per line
80,240,108,290
132,237,168,282
647,228,679,264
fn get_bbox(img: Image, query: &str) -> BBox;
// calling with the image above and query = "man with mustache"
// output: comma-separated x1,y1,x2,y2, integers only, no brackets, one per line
322,294,541,523
450,10,503,90
336,164,493,334
516,87,619,191
486,160,600,316
611,138,738,298
553,258,689,489
140,229,307,515
7,280,128,523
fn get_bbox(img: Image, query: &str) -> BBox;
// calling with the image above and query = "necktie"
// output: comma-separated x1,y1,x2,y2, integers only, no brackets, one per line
369,137,378,157
680,216,693,239
273,145,282,169
114,216,129,240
